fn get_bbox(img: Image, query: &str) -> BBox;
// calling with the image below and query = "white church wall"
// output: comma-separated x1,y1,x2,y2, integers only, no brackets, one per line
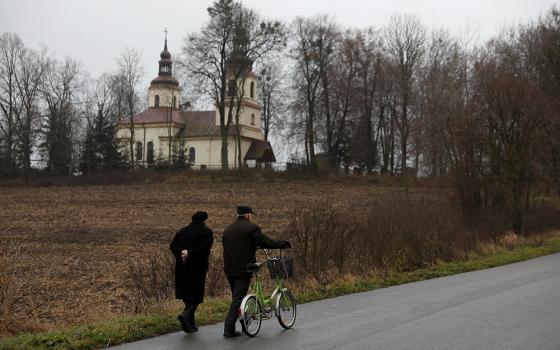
185,137,254,169
117,124,183,164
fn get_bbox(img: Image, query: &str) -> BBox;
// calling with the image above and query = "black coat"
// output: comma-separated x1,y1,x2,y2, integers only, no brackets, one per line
170,221,214,304
222,216,285,278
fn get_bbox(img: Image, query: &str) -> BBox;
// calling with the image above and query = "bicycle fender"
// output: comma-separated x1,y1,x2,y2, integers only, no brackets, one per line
273,289,289,317
239,294,257,318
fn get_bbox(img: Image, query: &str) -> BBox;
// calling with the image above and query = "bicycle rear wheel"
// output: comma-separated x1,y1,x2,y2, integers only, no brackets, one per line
240,295,262,337
276,290,296,329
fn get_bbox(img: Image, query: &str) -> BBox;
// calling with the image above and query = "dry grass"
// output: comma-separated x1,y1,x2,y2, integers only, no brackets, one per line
0,179,408,335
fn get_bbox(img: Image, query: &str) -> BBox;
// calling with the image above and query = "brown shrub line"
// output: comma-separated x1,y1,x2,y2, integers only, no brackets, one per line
285,195,560,285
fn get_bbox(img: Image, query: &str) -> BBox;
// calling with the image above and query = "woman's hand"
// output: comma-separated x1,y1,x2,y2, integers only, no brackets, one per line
181,250,188,260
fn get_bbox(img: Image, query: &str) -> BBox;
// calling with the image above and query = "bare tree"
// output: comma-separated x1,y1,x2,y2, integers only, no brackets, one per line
14,45,48,179
256,57,287,142
314,17,340,166
321,30,359,169
352,29,383,172
116,48,144,169
474,36,551,233
40,57,83,175
0,33,23,176
291,16,330,173
420,30,464,177
384,14,426,175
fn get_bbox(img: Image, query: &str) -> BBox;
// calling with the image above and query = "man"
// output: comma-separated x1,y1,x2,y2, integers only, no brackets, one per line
222,205,291,338
170,211,214,333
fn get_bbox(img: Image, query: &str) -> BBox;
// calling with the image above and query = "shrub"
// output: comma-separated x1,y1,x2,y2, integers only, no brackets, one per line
285,195,475,279
204,250,229,298
286,200,356,285
0,242,42,336
127,250,175,310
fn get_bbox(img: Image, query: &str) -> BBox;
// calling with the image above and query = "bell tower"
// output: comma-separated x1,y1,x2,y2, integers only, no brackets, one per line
148,29,181,109
217,17,261,130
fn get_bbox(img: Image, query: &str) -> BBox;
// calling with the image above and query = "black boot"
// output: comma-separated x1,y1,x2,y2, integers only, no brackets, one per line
178,305,194,333
189,304,199,332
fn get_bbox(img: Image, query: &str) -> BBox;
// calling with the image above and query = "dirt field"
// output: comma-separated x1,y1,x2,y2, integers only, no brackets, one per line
1,179,409,330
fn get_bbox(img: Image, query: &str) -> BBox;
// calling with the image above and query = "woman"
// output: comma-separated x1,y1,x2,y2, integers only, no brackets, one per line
170,211,214,333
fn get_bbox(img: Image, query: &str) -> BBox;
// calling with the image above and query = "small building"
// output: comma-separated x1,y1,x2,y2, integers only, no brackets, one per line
116,36,275,169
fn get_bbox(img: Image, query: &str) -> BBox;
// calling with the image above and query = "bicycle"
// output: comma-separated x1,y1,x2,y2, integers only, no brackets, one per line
239,248,297,337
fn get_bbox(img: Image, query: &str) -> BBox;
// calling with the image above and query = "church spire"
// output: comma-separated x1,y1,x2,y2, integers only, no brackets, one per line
228,12,253,73
159,29,172,75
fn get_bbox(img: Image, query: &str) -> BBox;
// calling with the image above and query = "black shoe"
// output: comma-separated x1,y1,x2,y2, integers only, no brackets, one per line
178,315,194,333
188,310,198,332
223,331,242,338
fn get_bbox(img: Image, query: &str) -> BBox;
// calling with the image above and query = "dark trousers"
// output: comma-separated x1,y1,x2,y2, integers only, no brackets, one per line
224,276,251,334
182,299,199,315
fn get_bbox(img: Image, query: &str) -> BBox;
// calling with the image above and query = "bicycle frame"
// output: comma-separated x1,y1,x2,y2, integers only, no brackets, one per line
246,249,288,317
239,248,297,336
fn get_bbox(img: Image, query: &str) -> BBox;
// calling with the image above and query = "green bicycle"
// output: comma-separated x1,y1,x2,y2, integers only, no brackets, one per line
239,248,297,337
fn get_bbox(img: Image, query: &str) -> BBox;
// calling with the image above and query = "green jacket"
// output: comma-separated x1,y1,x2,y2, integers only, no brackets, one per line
222,216,285,278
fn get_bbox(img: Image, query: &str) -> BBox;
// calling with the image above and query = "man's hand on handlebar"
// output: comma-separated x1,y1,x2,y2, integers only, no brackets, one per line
280,240,292,249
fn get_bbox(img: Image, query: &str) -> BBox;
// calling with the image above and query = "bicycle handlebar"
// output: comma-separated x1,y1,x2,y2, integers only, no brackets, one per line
261,247,290,261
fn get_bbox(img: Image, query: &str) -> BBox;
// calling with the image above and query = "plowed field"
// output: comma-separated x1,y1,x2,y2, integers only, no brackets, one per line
1,180,398,329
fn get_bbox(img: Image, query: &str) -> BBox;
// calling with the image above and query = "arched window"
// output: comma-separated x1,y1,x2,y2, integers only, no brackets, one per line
147,142,154,164
154,95,160,107
250,81,255,98
251,113,255,125
188,147,196,164
135,142,143,161
228,79,236,97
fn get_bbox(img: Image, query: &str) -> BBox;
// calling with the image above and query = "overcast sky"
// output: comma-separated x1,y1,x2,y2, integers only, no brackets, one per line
1,0,556,161
1,0,557,88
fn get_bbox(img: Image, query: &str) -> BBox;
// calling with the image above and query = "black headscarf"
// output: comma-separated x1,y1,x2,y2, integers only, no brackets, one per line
192,211,208,222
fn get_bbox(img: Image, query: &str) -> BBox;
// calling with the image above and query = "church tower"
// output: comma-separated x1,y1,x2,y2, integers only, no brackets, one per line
217,17,262,133
148,31,181,109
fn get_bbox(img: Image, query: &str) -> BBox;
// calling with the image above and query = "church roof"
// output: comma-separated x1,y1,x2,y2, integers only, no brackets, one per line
181,110,223,137
122,108,233,137
150,75,179,86
132,107,185,124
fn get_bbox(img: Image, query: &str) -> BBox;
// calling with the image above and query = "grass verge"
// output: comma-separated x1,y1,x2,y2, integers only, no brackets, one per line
2,235,560,350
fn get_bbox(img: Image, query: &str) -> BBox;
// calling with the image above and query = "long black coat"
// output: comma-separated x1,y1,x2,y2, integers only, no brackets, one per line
222,216,285,278
170,221,214,304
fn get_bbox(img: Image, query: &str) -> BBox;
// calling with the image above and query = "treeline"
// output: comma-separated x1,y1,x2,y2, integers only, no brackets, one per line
0,35,150,178
278,9,560,233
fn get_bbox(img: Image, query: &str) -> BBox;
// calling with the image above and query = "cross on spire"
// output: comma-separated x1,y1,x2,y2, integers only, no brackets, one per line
164,27,168,51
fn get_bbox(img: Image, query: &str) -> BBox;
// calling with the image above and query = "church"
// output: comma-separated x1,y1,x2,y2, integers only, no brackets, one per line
116,36,276,169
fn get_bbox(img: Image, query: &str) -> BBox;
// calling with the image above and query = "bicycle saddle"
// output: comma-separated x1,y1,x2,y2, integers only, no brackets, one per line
246,262,262,273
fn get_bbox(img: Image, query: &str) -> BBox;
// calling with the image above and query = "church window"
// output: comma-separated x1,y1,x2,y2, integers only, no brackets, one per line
136,142,143,161
250,81,255,98
172,96,176,108
228,79,236,97
147,142,154,164
251,113,255,125
189,147,196,164
155,95,160,107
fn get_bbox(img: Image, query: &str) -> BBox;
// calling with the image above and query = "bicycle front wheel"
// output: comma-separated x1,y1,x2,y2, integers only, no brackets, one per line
276,290,297,329
240,295,262,337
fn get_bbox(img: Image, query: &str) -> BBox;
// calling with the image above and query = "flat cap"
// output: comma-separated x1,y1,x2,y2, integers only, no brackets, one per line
237,205,255,215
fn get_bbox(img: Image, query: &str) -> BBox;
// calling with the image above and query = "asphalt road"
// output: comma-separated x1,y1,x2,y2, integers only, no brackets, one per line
109,253,560,350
